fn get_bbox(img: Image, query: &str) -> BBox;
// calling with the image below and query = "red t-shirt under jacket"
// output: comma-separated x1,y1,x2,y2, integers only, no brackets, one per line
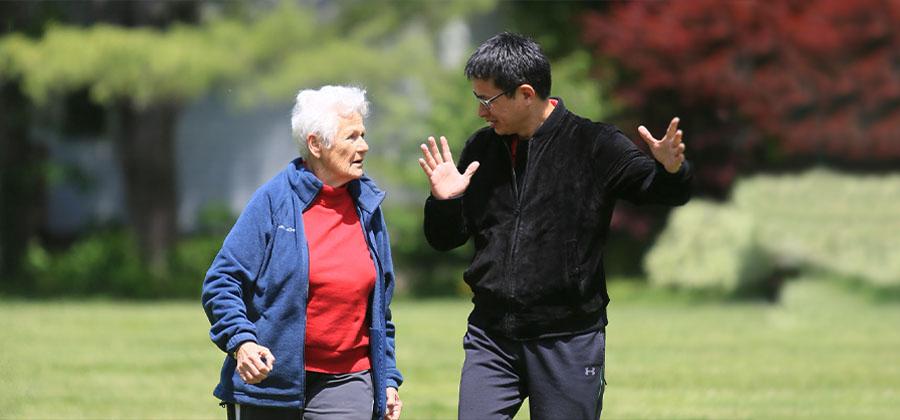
302,183,375,373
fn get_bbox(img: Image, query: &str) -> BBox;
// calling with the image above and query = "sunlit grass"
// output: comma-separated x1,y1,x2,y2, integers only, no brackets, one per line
2,279,899,419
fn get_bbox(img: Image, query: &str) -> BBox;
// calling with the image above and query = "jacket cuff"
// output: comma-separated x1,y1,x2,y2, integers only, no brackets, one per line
226,332,258,355
657,160,692,180
426,194,463,215
386,376,403,389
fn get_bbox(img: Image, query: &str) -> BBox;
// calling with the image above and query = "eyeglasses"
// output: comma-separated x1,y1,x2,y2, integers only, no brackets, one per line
473,86,518,110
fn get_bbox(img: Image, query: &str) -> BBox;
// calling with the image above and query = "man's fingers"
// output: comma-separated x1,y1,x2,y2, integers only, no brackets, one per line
637,125,657,147
671,129,683,147
665,117,680,140
418,158,434,177
440,136,454,163
420,144,438,169
463,161,480,178
428,136,443,164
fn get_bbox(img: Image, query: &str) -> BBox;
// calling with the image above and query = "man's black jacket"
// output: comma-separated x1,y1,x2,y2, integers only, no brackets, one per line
424,99,692,340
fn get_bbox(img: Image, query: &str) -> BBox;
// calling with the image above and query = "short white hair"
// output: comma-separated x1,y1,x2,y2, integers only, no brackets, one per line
291,85,370,158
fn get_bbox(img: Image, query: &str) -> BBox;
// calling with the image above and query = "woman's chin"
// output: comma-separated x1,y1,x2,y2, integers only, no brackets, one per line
347,170,364,181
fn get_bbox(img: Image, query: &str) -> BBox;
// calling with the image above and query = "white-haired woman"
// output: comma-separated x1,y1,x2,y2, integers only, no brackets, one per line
203,85,403,420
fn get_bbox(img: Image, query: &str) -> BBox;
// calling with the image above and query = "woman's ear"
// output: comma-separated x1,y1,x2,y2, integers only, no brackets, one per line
307,134,322,159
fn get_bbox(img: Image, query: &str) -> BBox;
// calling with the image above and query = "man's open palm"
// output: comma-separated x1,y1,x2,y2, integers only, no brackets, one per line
418,136,480,199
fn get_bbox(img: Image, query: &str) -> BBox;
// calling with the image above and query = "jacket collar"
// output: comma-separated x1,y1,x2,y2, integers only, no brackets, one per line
530,97,567,142
286,158,385,213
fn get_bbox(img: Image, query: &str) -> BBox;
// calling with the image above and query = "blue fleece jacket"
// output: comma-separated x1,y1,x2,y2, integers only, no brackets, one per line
201,158,402,416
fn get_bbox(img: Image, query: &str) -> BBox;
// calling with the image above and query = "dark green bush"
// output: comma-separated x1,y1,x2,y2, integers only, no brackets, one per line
20,230,222,299
168,234,224,298
25,231,150,297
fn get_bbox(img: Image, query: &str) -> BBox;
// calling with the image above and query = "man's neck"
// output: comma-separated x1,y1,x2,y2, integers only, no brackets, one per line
518,100,556,139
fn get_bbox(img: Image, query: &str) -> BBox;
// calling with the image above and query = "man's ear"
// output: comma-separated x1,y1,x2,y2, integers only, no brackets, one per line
307,134,322,159
519,84,537,102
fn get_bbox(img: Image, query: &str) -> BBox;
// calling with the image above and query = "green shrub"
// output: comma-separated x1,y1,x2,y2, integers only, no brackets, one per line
643,200,775,296
168,234,223,298
733,169,900,288
20,230,223,299
646,169,900,297
25,231,151,297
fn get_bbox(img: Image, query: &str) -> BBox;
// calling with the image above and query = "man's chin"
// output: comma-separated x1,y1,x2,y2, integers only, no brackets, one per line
491,123,511,136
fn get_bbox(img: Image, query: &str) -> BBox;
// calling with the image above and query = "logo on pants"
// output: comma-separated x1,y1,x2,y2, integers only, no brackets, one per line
584,366,597,376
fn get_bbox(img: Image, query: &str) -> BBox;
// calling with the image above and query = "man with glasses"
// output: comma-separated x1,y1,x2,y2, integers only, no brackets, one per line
417,32,692,419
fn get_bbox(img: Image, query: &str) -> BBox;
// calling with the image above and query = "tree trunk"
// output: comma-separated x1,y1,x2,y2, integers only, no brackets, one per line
0,81,44,288
113,100,179,274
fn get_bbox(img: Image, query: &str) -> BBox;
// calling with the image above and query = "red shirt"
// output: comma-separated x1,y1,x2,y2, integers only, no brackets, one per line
302,184,375,373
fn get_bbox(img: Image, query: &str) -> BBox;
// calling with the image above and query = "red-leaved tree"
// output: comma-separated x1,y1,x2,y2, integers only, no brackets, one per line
583,0,900,197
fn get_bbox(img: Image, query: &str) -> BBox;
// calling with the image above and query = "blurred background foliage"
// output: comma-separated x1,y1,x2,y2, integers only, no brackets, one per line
646,169,900,297
0,0,898,300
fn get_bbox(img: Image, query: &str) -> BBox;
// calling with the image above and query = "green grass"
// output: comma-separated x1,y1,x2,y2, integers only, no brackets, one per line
2,279,899,419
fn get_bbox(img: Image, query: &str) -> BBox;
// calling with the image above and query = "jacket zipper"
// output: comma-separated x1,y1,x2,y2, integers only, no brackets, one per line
501,137,532,335
356,207,384,314
299,208,310,410
356,206,388,418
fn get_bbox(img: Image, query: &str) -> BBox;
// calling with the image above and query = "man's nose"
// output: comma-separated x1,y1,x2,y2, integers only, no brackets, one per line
478,104,490,118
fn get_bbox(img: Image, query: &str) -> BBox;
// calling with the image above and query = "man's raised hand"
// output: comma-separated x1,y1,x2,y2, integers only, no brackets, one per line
638,117,686,174
418,136,479,200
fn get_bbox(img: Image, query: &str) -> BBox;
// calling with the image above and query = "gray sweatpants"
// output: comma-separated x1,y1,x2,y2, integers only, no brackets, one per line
224,370,374,420
458,323,607,420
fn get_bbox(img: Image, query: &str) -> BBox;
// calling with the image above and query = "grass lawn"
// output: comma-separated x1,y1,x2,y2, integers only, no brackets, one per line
2,279,899,419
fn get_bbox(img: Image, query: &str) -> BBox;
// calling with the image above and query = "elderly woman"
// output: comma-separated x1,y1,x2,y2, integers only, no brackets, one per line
202,85,403,420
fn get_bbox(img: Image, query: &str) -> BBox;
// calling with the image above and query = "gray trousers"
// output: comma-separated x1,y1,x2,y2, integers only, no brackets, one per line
224,370,374,420
458,323,606,420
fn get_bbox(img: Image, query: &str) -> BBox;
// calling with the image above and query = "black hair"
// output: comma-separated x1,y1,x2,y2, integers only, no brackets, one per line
464,32,551,99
